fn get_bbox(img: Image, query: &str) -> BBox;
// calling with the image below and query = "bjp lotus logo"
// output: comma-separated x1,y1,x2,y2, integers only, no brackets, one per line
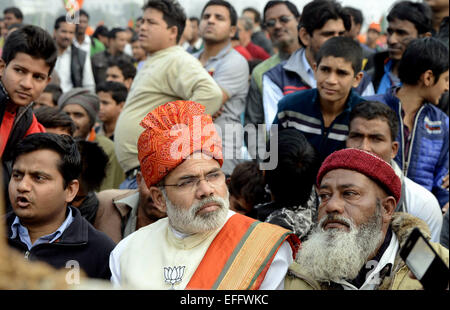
164,266,185,289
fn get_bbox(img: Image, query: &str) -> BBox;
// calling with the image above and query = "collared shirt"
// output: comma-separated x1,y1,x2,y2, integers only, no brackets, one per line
10,208,74,251
300,49,316,88
336,230,399,290
73,35,91,55
376,59,401,95
54,45,96,93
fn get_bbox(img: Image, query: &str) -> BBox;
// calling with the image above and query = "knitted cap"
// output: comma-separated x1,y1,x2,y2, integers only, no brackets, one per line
58,88,100,127
317,148,401,203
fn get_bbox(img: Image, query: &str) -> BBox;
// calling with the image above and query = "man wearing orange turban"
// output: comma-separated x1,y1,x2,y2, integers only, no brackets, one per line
109,100,300,290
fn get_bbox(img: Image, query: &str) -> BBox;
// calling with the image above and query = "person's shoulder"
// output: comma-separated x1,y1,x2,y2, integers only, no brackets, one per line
280,88,315,106
227,48,249,65
404,177,439,204
252,54,280,76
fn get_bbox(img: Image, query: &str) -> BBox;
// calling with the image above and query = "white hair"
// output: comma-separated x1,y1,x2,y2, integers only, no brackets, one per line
295,201,384,283
161,187,230,234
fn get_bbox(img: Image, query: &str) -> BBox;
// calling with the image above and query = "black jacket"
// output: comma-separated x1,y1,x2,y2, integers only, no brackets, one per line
70,44,87,88
6,206,116,280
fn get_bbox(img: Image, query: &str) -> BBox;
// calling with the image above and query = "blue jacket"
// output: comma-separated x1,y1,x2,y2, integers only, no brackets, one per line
367,88,449,207
274,88,365,162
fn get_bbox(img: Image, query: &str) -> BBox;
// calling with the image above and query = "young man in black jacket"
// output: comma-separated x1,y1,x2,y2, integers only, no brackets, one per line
6,133,115,281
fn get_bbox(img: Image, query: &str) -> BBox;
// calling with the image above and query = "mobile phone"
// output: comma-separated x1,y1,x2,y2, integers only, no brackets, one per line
399,228,449,290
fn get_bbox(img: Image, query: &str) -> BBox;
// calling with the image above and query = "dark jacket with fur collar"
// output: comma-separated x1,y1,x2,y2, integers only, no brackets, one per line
285,212,449,290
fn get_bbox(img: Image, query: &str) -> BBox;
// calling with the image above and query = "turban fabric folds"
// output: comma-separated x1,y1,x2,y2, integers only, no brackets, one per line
138,101,223,188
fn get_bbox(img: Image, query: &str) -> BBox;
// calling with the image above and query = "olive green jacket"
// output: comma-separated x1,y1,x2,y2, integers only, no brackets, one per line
285,212,449,290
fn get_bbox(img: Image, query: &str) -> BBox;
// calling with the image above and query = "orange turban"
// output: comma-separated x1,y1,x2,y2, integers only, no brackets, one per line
137,101,223,188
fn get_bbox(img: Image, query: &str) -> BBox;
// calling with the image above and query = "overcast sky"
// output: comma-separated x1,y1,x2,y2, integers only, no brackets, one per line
1,0,422,32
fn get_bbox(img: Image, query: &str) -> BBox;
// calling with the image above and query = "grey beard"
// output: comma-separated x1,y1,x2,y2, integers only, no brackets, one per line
161,188,230,235
295,201,384,283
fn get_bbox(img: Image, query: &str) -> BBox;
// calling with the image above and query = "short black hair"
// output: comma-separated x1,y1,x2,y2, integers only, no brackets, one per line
398,37,449,86
263,1,300,23
437,16,449,48
54,15,69,30
315,36,363,75
76,140,108,192
189,17,200,25
300,0,351,35
387,1,432,35
229,161,269,210
34,106,76,137
3,7,23,20
349,101,399,141
243,7,261,24
2,25,57,76
96,81,128,104
43,84,63,106
92,25,109,39
344,6,363,26
107,58,136,80
143,0,186,43
201,0,238,26
79,9,89,19
11,133,81,189
109,27,126,39
264,128,319,207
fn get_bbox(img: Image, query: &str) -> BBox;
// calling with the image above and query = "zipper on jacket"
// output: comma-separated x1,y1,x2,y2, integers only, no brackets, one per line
403,106,424,176
24,251,30,260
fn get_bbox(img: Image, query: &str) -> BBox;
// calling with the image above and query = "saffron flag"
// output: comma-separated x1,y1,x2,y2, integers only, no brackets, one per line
62,0,84,13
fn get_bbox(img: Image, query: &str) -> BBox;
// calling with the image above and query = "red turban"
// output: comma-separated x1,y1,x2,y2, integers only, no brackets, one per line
137,101,223,188
317,148,401,203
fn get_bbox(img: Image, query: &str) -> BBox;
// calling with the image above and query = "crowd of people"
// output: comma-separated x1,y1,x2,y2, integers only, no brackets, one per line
0,0,448,291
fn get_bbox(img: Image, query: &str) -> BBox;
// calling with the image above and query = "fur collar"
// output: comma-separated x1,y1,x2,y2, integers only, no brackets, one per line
288,212,431,290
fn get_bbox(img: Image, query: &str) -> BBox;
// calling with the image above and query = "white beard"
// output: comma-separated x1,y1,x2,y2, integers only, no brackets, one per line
295,202,384,283
162,189,230,235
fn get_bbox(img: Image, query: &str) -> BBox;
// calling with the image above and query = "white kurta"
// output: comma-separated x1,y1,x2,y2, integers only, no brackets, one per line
109,210,293,290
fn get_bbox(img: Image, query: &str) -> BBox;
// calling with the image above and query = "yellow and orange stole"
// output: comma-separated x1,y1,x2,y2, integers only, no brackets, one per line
186,213,300,290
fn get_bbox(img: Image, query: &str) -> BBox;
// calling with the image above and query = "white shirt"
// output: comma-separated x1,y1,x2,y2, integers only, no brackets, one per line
337,232,399,290
109,210,293,290
392,161,443,242
54,45,96,93
73,35,91,55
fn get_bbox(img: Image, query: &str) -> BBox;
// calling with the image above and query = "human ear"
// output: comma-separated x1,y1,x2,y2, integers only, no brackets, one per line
0,58,6,77
149,186,167,213
298,27,310,48
421,70,435,87
352,71,364,88
381,196,396,224
65,179,80,203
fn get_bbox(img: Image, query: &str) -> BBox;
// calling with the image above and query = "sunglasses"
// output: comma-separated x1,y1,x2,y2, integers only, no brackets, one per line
264,15,293,28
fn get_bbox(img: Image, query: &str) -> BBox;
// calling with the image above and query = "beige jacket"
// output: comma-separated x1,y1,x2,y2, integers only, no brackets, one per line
114,45,223,173
285,212,449,290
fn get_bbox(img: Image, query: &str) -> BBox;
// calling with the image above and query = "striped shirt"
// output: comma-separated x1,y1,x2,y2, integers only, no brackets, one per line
273,88,365,162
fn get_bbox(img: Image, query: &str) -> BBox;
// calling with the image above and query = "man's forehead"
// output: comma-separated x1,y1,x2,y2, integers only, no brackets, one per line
168,153,220,177
350,117,391,134
203,5,230,18
320,168,372,187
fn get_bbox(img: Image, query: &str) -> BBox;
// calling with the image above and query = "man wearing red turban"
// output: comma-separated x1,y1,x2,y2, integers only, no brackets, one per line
109,100,300,290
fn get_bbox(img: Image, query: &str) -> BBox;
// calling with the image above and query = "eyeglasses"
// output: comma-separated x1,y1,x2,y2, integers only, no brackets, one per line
264,15,294,28
164,171,226,192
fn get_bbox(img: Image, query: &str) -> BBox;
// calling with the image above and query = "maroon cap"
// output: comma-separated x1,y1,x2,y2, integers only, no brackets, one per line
317,148,401,203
